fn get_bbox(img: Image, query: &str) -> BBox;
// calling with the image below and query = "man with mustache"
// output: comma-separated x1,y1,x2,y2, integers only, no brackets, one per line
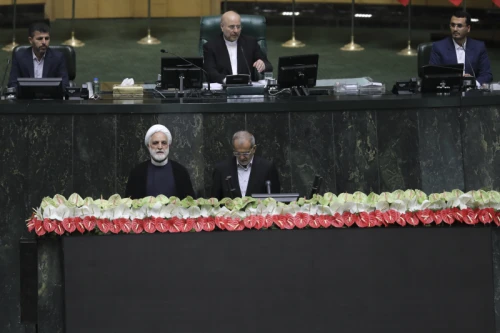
125,124,195,199
429,11,492,87
8,22,69,88
203,11,273,84
211,131,280,200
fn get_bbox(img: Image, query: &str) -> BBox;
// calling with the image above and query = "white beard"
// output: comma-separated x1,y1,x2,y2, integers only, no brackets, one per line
149,147,169,163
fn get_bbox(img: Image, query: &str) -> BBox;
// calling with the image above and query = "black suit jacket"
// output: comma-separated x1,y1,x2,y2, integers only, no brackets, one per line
8,47,69,88
211,156,280,200
203,34,273,84
125,160,195,199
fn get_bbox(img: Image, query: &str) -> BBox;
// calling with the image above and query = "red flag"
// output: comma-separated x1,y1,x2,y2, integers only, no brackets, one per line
397,0,410,5
493,0,500,8
449,0,463,6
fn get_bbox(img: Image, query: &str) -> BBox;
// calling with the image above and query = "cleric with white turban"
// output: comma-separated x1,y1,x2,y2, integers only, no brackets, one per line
125,124,195,199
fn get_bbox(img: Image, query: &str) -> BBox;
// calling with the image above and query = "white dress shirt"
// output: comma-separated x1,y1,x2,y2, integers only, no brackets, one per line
225,39,238,75
32,50,45,79
237,157,253,197
453,38,480,88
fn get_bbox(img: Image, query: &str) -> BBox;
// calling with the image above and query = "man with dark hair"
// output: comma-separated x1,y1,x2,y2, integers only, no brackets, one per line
211,131,280,200
203,11,272,84
8,22,69,88
429,11,492,86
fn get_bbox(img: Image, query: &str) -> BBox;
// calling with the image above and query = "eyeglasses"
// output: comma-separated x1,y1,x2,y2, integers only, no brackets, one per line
233,146,255,157
450,23,467,28
227,25,242,31
233,151,253,157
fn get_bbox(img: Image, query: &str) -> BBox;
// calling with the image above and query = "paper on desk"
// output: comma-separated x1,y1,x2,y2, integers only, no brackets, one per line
203,80,267,90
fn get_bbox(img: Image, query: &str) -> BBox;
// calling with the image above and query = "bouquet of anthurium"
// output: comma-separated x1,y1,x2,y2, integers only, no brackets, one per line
27,189,500,236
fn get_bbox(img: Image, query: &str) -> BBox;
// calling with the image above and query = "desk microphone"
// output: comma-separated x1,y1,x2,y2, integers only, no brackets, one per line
225,176,236,199
265,180,271,195
461,45,478,87
239,46,252,84
0,58,11,100
160,49,212,95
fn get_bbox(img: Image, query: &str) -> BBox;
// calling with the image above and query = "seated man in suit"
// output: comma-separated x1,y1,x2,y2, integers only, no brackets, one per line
211,131,280,200
125,124,195,200
8,22,69,88
429,10,492,87
203,11,273,84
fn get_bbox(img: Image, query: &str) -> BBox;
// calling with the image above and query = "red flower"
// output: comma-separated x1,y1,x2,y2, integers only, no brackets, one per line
27,218,38,232
180,218,195,232
35,219,46,236
416,209,433,225
54,222,65,235
343,212,357,227
331,213,344,228
383,210,399,225
370,211,385,227
142,218,156,233
478,208,494,224
263,215,274,228
243,216,256,229
494,212,500,226
115,218,132,233
293,212,311,229
440,209,455,225
462,208,477,225
451,208,464,222
203,217,216,232
74,217,85,234
96,218,111,233
62,218,77,233
215,216,227,230
43,218,57,232
396,214,406,227
83,216,97,231
356,212,370,228
169,217,183,233
154,217,169,233
193,218,204,232
225,217,244,231
309,215,322,229
273,214,287,229
253,215,265,230
433,211,443,225
315,215,331,228
131,218,144,234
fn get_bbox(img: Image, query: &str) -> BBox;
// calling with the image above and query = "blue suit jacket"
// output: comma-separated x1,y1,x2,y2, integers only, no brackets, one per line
8,47,69,88
429,37,493,85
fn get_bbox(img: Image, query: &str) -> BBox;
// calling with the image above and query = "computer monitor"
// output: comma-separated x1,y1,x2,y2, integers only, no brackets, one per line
16,78,64,99
277,54,319,88
161,57,203,90
420,64,464,93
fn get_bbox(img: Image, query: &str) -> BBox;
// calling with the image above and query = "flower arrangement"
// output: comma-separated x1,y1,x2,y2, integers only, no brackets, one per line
27,189,500,236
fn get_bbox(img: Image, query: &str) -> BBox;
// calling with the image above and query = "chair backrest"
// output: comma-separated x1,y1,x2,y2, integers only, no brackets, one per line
417,42,433,78
199,15,268,56
13,45,76,81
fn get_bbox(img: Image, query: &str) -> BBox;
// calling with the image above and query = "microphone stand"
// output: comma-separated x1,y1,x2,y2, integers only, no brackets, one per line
160,49,212,96
225,176,236,199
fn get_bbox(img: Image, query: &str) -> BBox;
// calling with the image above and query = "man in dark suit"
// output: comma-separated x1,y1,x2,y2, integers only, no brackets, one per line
8,22,69,88
211,131,280,200
125,124,195,200
203,11,273,84
429,11,492,86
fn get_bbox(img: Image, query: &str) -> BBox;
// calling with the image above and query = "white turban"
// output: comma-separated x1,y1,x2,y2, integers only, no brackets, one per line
144,124,172,147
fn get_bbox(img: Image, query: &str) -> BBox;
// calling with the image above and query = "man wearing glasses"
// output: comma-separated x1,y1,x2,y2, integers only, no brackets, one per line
429,11,492,87
211,131,280,200
203,10,273,84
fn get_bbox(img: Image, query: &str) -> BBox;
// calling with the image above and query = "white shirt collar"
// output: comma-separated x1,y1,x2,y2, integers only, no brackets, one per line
224,39,238,47
151,157,168,167
452,38,467,50
32,49,46,62
236,157,253,171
